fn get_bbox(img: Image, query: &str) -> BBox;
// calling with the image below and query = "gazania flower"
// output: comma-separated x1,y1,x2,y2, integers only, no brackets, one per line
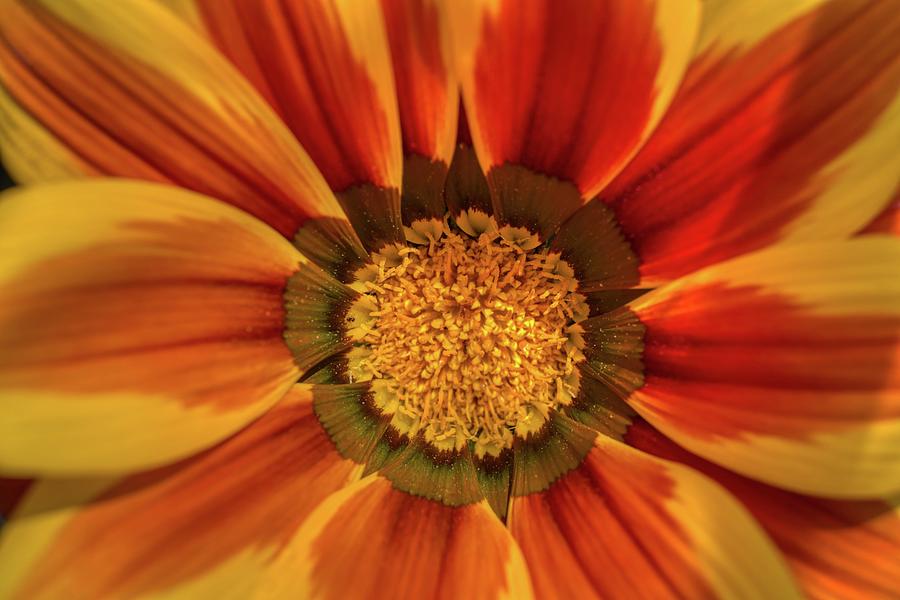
1,0,898,597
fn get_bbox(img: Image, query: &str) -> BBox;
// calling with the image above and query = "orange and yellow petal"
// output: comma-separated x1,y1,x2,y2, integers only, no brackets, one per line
627,420,900,599
258,475,533,600
0,386,359,600
595,0,900,285
509,434,800,599
189,0,405,250
0,180,309,475
628,237,900,498
0,0,348,240
382,0,458,226
448,0,700,237
382,0,456,166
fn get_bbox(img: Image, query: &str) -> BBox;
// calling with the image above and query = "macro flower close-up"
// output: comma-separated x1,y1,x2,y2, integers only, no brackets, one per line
0,0,899,598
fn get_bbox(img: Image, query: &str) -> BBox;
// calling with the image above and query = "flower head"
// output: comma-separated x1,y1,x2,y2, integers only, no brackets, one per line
0,0,898,598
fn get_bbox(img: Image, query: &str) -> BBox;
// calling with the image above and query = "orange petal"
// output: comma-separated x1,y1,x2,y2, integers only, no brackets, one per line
627,419,900,600
382,0,458,225
0,0,351,244
509,435,800,599
192,0,405,249
594,0,900,285
628,238,900,497
447,0,699,236
0,180,325,475
258,475,533,599
0,386,359,600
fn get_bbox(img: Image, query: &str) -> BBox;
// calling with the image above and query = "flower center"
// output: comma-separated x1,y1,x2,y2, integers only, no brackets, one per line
347,223,588,457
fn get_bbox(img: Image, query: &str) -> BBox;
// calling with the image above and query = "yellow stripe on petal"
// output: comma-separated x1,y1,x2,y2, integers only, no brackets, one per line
781,91,900,243
658,451,802,599
0,180,309,476
628,237,900,497
695,0,826,52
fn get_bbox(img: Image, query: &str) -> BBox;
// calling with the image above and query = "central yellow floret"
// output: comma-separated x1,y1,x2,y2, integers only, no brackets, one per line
349,225,588,456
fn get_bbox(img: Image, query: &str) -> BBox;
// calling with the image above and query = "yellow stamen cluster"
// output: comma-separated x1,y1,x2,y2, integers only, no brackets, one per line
349,225,587,456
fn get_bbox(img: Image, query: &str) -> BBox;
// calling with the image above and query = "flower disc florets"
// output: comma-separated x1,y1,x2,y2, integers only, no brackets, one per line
347,219,588,457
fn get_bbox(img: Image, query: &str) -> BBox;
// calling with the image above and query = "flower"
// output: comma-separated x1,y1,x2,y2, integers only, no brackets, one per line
0,0,898,598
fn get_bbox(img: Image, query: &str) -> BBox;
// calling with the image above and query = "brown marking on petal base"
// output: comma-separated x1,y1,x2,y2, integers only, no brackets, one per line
283,264,361,376
580,306,647,401
551,199,642,291
511,414,596,497
312,383,389,467
335,184,404,251
444,142,492,218
400,153,449,225
585,289,651,317
474,448,513,521
376,439,483,506
564,367,636,441
486,163,584,242
293,216,370,284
